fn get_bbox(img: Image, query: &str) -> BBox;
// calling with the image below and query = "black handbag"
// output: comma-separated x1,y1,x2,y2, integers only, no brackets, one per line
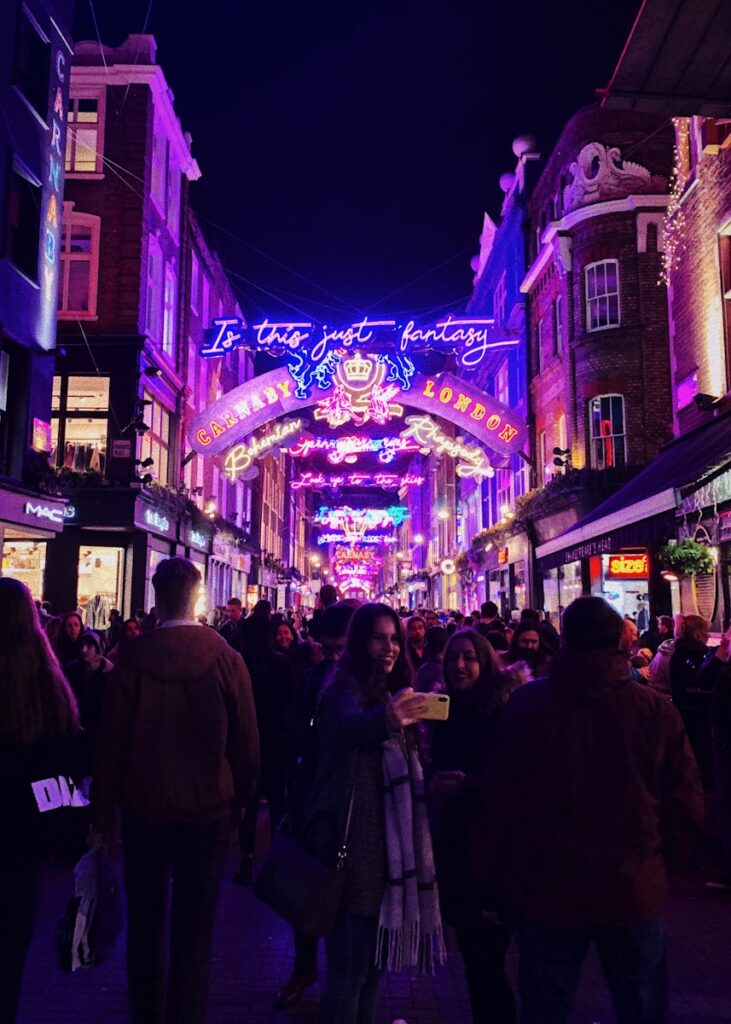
252,776,357,937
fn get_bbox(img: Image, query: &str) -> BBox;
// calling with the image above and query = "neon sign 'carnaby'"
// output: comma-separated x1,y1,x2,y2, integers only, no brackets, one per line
400,415,494,480
199,315,519,398
286,434,420,465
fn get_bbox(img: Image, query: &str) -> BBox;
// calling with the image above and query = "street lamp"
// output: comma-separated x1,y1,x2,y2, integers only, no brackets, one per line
437,509,449,521
413,534,424,545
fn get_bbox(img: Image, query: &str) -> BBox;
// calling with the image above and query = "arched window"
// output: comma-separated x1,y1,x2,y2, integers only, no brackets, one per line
585,259,620,332
57,204,100,317
589,394,626,469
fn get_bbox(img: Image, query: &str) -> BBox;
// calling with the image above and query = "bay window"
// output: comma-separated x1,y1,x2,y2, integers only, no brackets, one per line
589,394,626,469
585,260,620,332
58,206,100,317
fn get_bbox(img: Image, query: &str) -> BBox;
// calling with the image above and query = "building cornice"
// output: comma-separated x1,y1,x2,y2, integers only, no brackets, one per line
520,194,669,294
70,65,201,181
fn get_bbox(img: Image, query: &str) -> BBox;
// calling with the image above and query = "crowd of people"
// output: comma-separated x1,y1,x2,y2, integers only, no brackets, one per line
2,562,730,1024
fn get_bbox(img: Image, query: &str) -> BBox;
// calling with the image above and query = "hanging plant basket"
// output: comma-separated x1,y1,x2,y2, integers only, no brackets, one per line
658,538,715,578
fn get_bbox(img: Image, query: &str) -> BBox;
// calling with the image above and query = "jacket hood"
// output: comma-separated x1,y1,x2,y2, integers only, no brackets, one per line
656,638,676,656
118,625,233,683
549,649,631,698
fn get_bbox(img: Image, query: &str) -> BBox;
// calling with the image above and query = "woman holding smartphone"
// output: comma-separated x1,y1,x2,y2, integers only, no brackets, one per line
301,602,445,1024
430,628,517,1024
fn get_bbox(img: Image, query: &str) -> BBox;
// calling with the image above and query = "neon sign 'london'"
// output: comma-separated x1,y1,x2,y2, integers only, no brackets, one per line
199,315,519,397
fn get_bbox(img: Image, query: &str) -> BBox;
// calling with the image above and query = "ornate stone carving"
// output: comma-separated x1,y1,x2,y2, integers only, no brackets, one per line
562,143,666,212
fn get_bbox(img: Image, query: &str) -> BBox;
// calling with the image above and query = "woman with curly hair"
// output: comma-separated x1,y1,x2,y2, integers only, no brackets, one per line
0,578,81,1022
301,602,445,1024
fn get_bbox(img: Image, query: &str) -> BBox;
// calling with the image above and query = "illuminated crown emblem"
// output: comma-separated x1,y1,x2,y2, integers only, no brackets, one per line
342,351,373,384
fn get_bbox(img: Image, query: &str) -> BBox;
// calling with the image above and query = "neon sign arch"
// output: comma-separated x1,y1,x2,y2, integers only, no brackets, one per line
189,365,526,460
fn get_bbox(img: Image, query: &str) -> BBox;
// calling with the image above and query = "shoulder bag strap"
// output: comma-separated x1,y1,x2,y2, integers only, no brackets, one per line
336,754,359,870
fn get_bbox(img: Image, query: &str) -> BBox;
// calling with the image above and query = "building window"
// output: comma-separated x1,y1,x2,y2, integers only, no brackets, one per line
150,130,168,213
496,359,509,406
146,237,163,341
493,272,507,326
201,274,210,327
58,207,100,317
553,295,563,355
167,160,180,240
589,394,626,470
5,164,41,281
140,392,172,485
162,264,177,361
538,429,548,483
51,375,110,475
13,9,50,119
190,251,199,314
65,94,105,174
585,260,620,332
536,317,544,374
720,232,731,387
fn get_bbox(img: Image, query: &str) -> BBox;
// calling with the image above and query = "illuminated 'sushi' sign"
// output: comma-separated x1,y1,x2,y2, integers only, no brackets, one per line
199,315,519,397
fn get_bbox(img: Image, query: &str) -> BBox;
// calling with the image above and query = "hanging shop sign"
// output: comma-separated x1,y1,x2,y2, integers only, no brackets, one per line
39,47,68,350
223,417,305,482
199,314,519,395
32,419,53,453
286,434,421,465
400,415,494,479
606,551,649,580
190,366,524,460
291,470,424,491
498,547,509,564
440,558,457,575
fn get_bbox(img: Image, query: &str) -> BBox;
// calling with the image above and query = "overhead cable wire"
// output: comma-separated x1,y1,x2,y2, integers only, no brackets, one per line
369,243,475,309
119,0,156,112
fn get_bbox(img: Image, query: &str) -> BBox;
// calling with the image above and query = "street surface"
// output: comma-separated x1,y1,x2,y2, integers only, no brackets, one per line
17,826,731,1024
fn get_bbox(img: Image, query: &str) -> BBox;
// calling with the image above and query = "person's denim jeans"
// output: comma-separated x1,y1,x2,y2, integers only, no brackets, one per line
317,912,381,1024
519,916,667,1024
122,818,230,1024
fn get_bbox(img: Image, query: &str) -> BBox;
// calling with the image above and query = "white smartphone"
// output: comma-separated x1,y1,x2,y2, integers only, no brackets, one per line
417,693,450,721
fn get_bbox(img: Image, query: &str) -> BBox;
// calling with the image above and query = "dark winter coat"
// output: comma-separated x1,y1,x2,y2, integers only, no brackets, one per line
64,656,113,773
670,636,714,786
92,626,259,829
300,669,391,917
429,683,505,926
475,650,703,928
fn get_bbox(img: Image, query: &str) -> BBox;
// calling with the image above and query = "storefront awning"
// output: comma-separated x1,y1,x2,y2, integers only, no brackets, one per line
536,411,731,567
601,0,731,117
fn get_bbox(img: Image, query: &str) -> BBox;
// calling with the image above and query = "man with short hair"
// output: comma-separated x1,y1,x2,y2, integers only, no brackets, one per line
424,608,439,629
477,596,703,1024
92,557,259,1024
406,614,428,671
307,585,338,641
219,596,246,655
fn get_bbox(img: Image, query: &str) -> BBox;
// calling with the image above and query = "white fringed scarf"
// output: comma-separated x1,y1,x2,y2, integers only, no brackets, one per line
376,732,446,974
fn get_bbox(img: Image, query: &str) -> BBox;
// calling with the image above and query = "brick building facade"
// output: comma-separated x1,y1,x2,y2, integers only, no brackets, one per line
44,35,258,621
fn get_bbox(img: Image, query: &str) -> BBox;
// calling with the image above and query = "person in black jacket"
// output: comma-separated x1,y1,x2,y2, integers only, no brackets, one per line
669,614,713,787
697,627,731,889
0,578,82,1023
218,597,247,655
273,602,356,1011
235,618,294,884
430,628,517,1024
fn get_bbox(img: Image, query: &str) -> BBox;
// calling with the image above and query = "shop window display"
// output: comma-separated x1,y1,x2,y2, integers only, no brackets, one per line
2,541,46,599
52,375,110,475
78,547,123,629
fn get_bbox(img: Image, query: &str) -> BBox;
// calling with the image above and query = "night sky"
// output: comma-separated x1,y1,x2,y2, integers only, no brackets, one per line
74,0,641,322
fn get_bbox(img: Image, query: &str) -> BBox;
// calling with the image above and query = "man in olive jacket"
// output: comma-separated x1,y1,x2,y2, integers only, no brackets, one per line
477,596,702,1024
92,557,259,1024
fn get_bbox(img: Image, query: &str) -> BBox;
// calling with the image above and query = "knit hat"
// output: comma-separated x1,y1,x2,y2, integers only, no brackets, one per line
80,629,102,652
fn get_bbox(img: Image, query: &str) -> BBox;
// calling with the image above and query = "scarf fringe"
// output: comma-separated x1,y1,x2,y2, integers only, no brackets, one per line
376,920,447,975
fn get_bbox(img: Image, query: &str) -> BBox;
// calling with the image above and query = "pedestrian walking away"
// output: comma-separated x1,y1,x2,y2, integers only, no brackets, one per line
90,557,260,1024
